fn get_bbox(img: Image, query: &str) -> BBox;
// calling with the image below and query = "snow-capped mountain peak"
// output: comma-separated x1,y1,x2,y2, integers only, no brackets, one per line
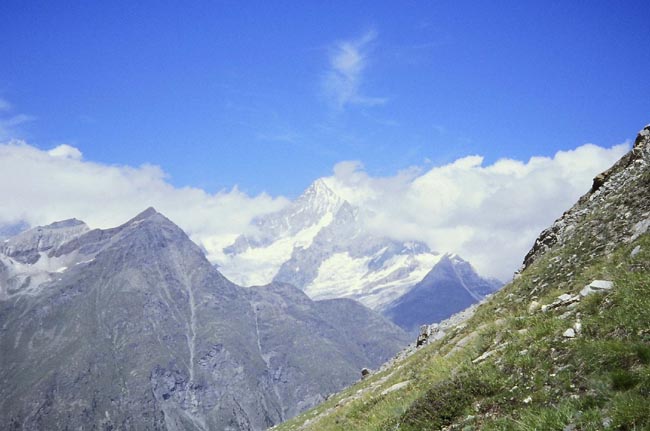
218,178,501,324
295,178,343,215
218,178,450,310
220,178,346,286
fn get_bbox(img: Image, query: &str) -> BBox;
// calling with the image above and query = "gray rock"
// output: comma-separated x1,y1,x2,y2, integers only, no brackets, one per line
631,245,642,257
563,328,576,338
589,280,614,289
541,293,580,313
574,321,582,334
580,280,614,297
528,300,540,313
472,349,496,364
522,124,650,273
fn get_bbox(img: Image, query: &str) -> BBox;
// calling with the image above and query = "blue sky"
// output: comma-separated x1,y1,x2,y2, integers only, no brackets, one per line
1,1,649,197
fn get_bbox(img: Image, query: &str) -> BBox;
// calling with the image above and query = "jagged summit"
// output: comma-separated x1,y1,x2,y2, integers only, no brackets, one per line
282,178,342,214
47,218,87,229
300,178,341,204
225,178,344,257
130,206,160,221
114,207,183,235
289,178,344,222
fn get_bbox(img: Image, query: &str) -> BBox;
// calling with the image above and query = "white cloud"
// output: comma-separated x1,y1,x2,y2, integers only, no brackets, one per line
0,98,35,140
0,140,289,261
324,142,630,281
0,114,35,141
0,136,631,283
48,144,83,160
322,30,387,109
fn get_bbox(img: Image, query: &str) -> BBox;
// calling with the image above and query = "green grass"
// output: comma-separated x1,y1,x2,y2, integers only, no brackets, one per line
273,233,650,431
398,364,502,430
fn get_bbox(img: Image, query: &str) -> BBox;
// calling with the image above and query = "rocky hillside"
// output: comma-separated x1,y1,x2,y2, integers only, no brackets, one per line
272,124,650,431
0,208,409,430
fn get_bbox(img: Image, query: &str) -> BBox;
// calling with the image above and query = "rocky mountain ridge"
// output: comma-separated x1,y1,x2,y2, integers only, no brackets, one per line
0,208,409,430
523,124,650,271
0,218,90,299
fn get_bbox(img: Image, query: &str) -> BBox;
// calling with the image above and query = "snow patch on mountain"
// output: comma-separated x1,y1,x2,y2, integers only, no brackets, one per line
218,179,449,310
307,251,442,309
1,249,80,298
218,210,336,286
0,219,91,299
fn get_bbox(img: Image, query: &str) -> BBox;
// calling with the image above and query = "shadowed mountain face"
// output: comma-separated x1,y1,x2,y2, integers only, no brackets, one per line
382,254,502,333
0,208,409,430
245,284,408,420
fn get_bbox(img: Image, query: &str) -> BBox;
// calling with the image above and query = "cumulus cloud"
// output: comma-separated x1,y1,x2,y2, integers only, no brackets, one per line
47,144,83,160
322,30,387,109
324,143,630,280
0,137,630,282
0,140,288,261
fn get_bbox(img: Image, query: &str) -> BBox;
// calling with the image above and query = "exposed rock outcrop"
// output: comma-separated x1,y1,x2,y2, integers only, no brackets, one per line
522,124,650,271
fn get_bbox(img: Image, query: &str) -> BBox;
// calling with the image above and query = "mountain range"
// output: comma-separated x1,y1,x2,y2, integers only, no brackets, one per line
0,208,408,430
220,178,501,331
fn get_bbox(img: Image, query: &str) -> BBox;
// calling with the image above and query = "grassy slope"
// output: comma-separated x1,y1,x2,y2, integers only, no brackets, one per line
273,233,650,431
